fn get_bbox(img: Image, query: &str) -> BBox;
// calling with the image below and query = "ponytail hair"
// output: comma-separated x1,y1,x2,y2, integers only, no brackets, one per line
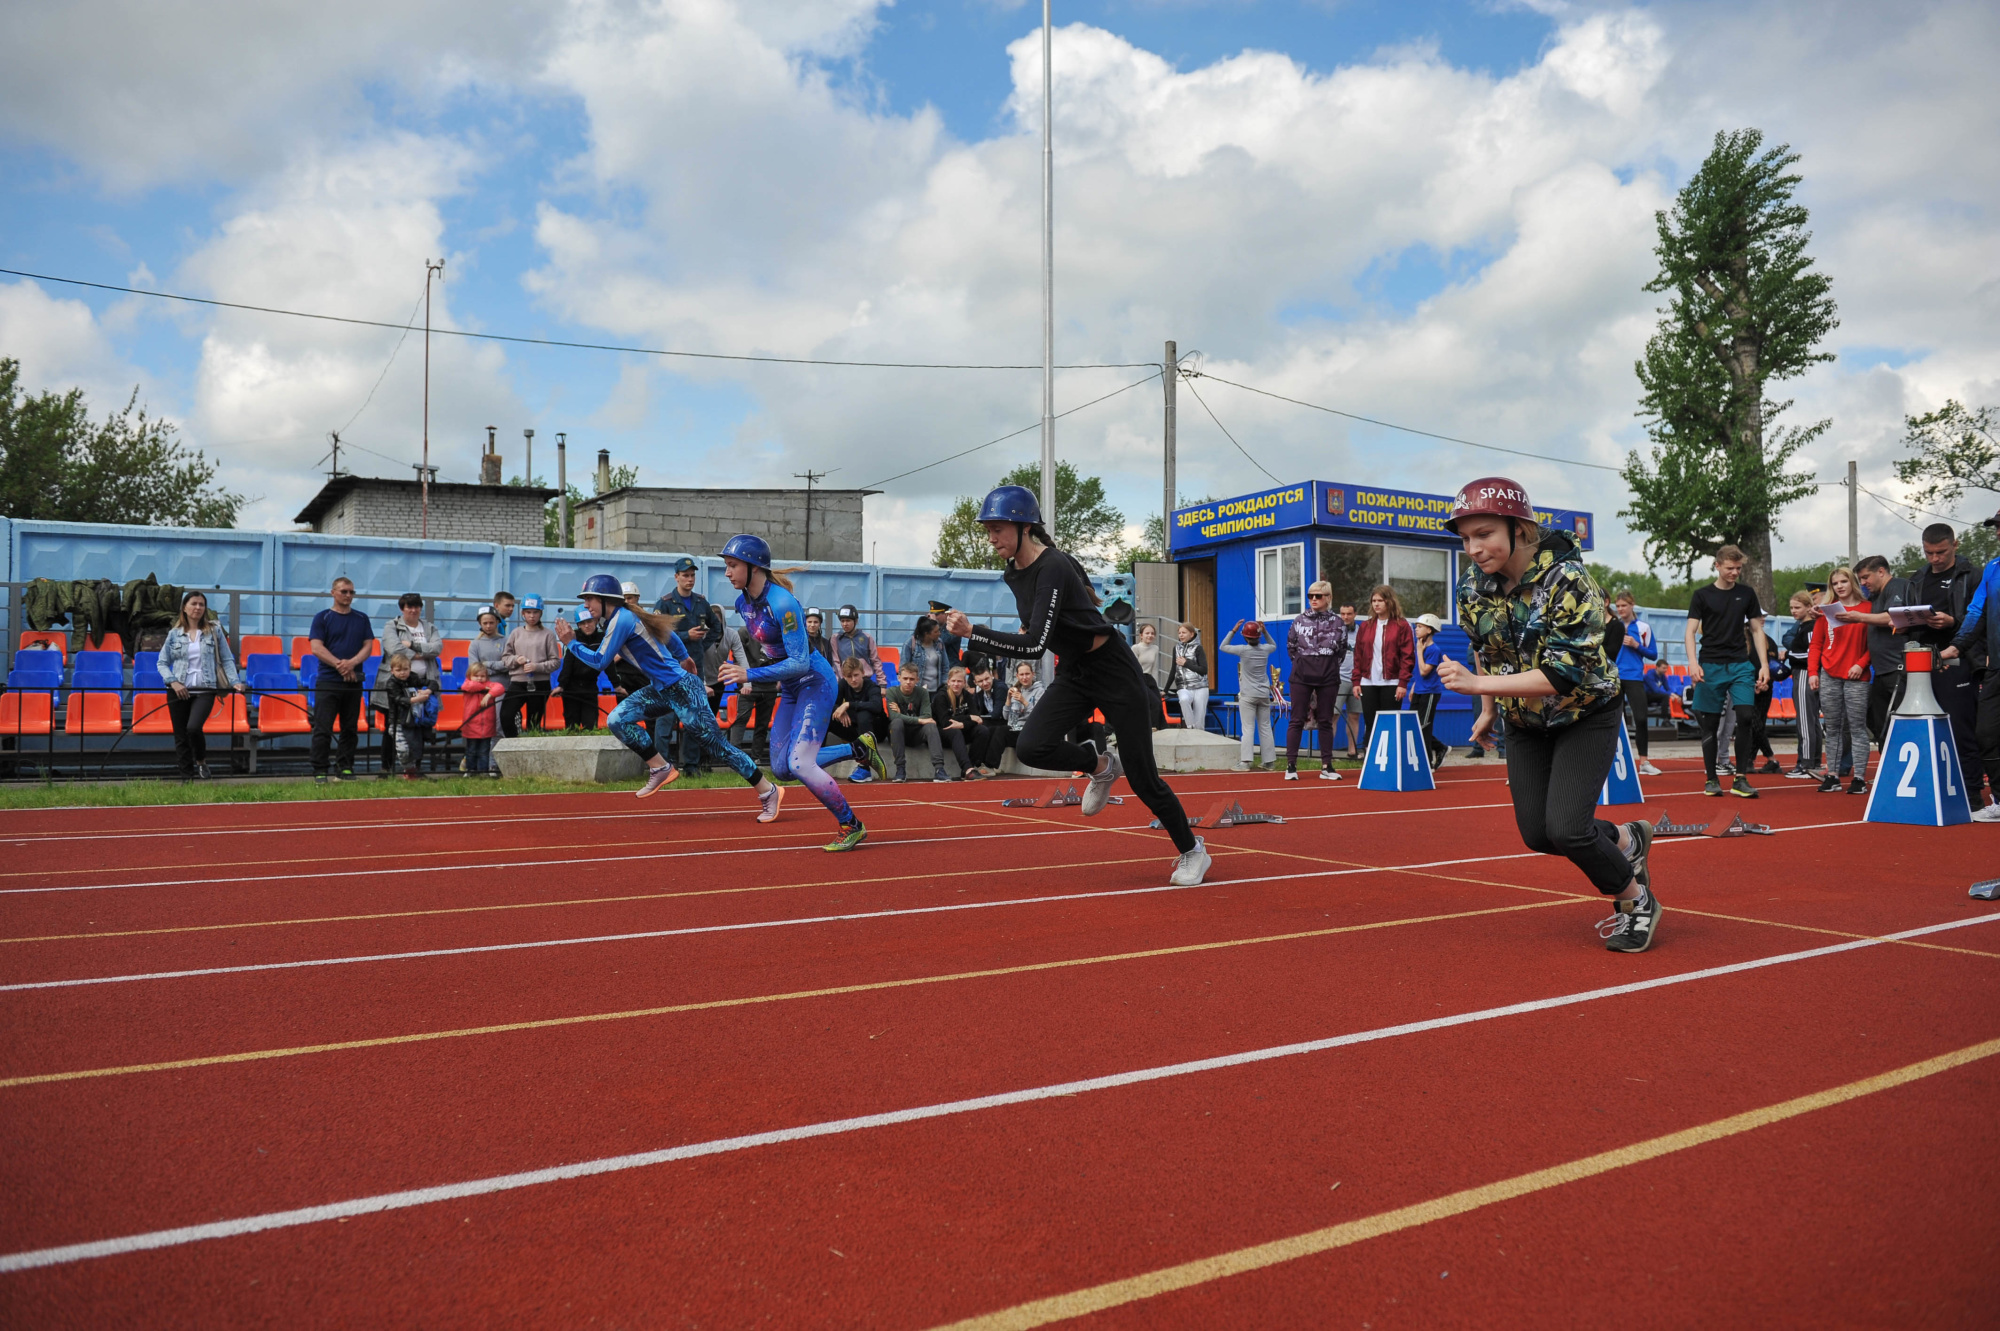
767,566,802,594
633,606,684,642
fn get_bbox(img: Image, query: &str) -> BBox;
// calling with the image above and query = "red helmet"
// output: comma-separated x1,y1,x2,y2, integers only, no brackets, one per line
1445,476,1536,533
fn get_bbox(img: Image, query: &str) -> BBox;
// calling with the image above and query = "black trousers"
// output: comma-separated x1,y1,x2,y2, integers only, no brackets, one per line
965,718,1009,769
1936,660,1987,795
1619,680,1650,756
1750,688,1776,760
501,680,551,737
562,687,599,732
1285,664,1338,770
1866,671,1905,747
1016,638,1196,854
1410,692,1445,767
731,691,777,755
310,682,364,775
166,689,216,774
1976,671,2000,795
1502,704,1632,896
1358,684,1400,753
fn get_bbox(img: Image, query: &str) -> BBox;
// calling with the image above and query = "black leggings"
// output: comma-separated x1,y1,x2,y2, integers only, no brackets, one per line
1410,692,1444,767
166,689,216,773
1359,684,1401,753
1016,639,1196,854
1502,703,1632,896
1696,703,1756,777
1619,680,1650,756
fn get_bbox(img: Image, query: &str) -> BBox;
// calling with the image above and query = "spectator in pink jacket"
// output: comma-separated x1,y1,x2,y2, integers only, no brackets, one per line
1350,583,1414,752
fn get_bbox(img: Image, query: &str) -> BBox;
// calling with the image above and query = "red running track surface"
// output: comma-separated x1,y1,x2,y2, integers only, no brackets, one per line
2,760,1996,1326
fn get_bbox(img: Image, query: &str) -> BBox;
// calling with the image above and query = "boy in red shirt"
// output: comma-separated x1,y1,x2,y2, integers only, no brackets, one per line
460,662,506,776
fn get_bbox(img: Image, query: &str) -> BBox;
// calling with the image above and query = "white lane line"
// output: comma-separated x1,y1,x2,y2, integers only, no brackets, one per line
0,853,1548,993
6,911,1993,1275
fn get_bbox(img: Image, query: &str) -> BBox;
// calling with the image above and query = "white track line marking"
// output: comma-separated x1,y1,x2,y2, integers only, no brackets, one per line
5,911,1993,1275
0,853,1547,992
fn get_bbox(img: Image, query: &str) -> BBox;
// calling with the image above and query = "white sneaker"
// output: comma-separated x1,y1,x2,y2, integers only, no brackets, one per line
756,783,784,823
1169,836,1211,886
1319,768,1342,782
1972,801,2000,823
1638,760,1662,776
1231,761,1250,772
1283,769,1299,782
1081,748,1123,816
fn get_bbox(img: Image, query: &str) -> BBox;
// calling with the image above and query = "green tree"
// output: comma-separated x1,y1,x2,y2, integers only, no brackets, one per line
1893,400,2000,515
0,358,243,527
1619,129,1836,609
932,460,1125,569
510,462,637,545
1894,524,1998,576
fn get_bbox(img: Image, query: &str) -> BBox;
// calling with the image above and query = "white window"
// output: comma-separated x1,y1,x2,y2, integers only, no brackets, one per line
1256,543,1305,619
1384,546,1450,621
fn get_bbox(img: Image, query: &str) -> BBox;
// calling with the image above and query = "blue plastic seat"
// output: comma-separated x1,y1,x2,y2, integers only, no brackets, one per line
879,660,899,688
75,650,123,676
246,653,292,678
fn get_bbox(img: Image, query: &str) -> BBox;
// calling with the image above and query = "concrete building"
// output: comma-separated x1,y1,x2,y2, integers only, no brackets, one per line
293,476,559,547
573,486,876,561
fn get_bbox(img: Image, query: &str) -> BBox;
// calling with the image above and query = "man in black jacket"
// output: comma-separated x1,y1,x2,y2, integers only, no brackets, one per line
1909,524,1987,804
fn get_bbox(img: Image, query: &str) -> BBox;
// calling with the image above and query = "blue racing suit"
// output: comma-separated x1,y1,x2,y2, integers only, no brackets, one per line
559,606,759,783
737,580,856,824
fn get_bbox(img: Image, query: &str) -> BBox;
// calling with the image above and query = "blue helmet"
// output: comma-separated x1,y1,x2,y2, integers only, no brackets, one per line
521,594,544,612
976,484,1041,526
579,573,623,600
720,533,772,569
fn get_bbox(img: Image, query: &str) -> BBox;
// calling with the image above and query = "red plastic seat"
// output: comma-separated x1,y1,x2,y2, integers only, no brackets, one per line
433,695,465,733
598,695,616,725
878,645,901,667
237,634,282,664
290,636,315,667
255,692,313,735
18,632,68,660
203,694,251,733
540,695,564,730
131,693,175,734
440,639,470,670
64,691,125,735
0,692,54,735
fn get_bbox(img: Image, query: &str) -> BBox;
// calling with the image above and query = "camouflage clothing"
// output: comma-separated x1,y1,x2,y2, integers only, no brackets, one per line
1455,530,1619,731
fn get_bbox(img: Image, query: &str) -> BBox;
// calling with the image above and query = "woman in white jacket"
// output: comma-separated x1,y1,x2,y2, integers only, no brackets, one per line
1171,624,1210,733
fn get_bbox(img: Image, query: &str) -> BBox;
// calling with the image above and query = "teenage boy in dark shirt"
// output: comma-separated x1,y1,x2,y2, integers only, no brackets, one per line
1683,544,1769,798
1904,525,1987,803
309,577,376,781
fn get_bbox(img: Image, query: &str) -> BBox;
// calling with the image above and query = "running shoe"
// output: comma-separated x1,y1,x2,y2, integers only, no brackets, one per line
1703,777,1723,796
1817,774,1843,793
1231,762,1251,772
1730,776,1758,799
636,764,679,798
932,768,950,782
1848,777,1868,795
1320,768,1342,782
1082,748,1124,816
892,768,908,783
849,768,873,783
1283,769,1299,782
1785,766,1818,780
1169,836,1212,886
1622,818,1653,892
1600,886,1662,953
856,732,889,781
824,821,868,852
1758,759,1784,775
1638,760,1662,777
756,782,784,823
1717,761,1735,776
1971,801,2000,823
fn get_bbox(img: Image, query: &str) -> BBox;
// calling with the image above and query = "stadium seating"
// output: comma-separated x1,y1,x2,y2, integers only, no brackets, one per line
130,693,174,734
440,639,470,669
433,695,464,733
254,693,313,735
237,634,282,664
64,692,125,735
203,695,251,733
18,632,67,659
0,692,54,735
598,695,616,725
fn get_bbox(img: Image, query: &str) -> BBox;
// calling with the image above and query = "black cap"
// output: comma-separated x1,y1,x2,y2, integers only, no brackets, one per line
838,604,859,620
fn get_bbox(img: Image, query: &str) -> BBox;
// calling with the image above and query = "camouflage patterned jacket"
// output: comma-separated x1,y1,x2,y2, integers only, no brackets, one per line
1455,530,1619,731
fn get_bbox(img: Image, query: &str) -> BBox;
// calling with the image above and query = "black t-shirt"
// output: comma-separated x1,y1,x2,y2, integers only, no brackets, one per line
1867,576,1914,674
969,546,1112,666
1687,582,1763,664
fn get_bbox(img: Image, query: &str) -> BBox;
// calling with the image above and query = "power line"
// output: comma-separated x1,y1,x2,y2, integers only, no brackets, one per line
861,370,1161,490
1178,371,1281,485
1191,369,1625,475
0,267,1159,373
337,282,428,438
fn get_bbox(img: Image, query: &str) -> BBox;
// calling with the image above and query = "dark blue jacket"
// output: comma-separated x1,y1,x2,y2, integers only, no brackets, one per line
1950,559,1999,673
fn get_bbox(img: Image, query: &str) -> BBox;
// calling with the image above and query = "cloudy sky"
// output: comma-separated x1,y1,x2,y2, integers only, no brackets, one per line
1,0,1995,569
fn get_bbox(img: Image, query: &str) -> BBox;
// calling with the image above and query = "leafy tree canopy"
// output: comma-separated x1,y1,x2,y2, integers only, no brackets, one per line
933,460,1126,569
0,358,244,528
1893,400,2000,517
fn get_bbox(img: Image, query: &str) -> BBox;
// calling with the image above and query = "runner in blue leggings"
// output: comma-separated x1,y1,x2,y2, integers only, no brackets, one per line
715,535,867,851
555,573,783,819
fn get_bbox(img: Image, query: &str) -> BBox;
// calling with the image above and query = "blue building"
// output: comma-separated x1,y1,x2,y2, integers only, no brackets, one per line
1164,480,1594,743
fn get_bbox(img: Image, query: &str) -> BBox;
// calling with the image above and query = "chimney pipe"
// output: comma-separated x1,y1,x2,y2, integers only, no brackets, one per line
596,449,612,495
480,425,501,485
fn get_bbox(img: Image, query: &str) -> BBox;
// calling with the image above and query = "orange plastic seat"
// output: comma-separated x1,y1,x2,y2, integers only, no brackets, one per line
69,632,124,655
290,636,315,666
0,691,54,735
433,695,465,733
64,691,125,735
237,634,282,664
1667,694,1689,721
878,645,901,667
541,696,564,730
203,694,251,733
18,632,68,660
440,639,470,670
598,695,617,725
130,693,175,734
255,692,313,735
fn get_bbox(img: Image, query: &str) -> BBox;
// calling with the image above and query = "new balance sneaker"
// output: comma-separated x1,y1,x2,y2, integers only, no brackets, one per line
1730,776,1758,799
1601,887,1662,953
1082,748,1124,816
1637,760,1662,777
636,764,679,798
1817,774,1844,793
1169,836,1212,886
1704,777,1723,797
1786,766,1820,780
824,821,868,852
1623,818,1653,892
1848,777,1868,795
856,732,889,781
756,782,784,823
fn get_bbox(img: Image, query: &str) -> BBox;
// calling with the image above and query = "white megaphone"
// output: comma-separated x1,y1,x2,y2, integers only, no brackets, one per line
1895,639,1945,717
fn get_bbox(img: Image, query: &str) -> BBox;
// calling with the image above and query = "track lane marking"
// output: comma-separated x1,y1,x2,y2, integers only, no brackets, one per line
0,899,1586,1089
4,912,1992,1275
0,852,1545,992
934,1033,2000,1329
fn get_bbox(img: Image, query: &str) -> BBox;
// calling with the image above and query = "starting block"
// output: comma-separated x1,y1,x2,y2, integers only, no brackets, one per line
1357,710,1435,792
1652,814,1772,838
1597,719,1645,806
1002,784,1121,809
1152,799,1284,829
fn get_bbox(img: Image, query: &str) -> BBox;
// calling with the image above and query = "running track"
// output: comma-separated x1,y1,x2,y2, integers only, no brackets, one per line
2,761,1995,1326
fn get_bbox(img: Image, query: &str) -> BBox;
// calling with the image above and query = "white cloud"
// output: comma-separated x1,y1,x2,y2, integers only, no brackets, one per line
0,280,161,413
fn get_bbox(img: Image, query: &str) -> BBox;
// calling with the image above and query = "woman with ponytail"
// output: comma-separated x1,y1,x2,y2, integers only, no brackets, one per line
939,486,1209,885
716,535,866,850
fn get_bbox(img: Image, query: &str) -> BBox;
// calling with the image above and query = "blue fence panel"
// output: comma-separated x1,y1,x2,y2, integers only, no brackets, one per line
13,521,273,604
503,547,699,613
275,534,503,639
879,567,1014,626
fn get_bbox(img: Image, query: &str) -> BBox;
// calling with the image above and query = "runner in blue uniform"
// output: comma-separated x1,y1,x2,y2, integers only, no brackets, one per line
715,535,867,850
555,574,783,820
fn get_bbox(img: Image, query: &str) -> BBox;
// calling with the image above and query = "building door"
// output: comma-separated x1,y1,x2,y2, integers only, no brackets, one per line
1179,558,1217,683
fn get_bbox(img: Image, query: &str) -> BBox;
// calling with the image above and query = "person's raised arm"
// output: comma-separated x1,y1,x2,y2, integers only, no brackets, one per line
563,611,626,673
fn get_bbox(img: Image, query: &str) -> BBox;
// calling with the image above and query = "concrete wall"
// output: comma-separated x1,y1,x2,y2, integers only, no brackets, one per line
575,487,867,561
313,483,547,547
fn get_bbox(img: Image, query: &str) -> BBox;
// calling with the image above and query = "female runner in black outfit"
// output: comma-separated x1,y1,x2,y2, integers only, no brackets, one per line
940,485,1210,885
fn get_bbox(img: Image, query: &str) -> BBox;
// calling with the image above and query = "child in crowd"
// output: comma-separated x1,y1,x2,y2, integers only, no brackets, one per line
1220,619,1276,771
382,652,436,780
460,661,504,775
1409,613,1449,770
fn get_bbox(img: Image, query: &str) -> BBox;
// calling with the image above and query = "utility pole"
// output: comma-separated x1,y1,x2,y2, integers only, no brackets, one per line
795,468,832,561
524,428,535,490
1847,459,1858,570
556,432,569,548
327,430,344,478
1162,340,1176,563
1039,0,1056,536
421,258,444,539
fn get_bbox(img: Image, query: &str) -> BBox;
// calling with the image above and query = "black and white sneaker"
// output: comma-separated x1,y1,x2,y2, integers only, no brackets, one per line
1601,887,1662,953
1622,818,1652,892
1817,774,1843,793
1081,747,1123,816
